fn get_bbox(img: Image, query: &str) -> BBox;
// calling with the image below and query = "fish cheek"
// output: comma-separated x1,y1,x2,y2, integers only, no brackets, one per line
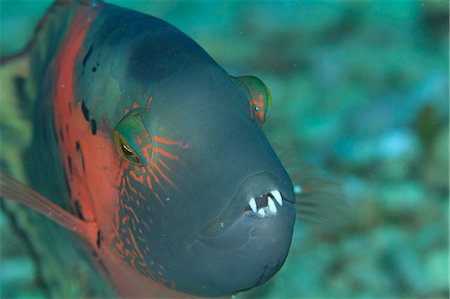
112,166,169,284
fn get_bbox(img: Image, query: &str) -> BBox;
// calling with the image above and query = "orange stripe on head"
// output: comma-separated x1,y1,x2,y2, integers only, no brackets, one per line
158,159,171,172
149,161,177,191
153,136,178,145
125,176,137,194
145,168,161,186
115,161,126,186
146,175,153,190
153,148,179,160
129,170,144,184
145,96,153,112
123,204,140,224
142,142,153,162
249,100,264,108
52,3,128,235
127,226,146,261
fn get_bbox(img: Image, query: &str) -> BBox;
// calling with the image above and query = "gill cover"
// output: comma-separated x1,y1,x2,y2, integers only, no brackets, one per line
114,110,152,166
233,75,272,126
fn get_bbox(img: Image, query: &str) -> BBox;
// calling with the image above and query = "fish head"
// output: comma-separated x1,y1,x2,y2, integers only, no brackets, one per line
112,64,296,296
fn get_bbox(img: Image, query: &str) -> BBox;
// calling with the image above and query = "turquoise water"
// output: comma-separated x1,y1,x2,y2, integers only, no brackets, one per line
0,1,448,298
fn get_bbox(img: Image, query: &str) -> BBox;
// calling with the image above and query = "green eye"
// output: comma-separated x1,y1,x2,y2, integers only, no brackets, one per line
114,111,152,166
114,130,142,165
233,75,272,126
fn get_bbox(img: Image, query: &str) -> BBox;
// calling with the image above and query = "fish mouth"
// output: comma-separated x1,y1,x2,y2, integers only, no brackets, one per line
188,171,296,296
200,171,295,237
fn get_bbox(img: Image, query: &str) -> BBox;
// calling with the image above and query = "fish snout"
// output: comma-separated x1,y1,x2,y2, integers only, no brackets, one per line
182,172,296,296
200,171,296,237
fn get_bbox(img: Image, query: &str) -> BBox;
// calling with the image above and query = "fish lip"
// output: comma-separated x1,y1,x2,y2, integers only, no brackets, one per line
199,171,295,237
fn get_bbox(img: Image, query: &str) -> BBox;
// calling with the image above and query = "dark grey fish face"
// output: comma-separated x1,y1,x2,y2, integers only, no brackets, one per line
83,6,296,296
112,64,296,296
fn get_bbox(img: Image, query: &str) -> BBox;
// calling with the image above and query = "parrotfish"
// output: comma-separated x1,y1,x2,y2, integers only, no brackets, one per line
0,0,344,298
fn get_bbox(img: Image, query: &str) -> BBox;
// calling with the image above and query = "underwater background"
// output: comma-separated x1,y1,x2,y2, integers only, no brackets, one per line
0,0,448,298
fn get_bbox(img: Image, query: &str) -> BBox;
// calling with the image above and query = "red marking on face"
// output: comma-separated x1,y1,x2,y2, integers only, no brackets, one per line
249,99,266,125
129,171,144,184
141,142,153,162
146,176,153,190
123,204,140,224
153,148,179,160
122,95,153,118
145,96,153,112
110,129,184,286
157,159,171,172
146,167,162,186
118,158,165,207
149,160,177,190
125,176,137,194
49,45,187,290
52,6,98,220
152,136,178,145
51,2,125,268
127,225,146,262
249,99,264,108
127,134,185,199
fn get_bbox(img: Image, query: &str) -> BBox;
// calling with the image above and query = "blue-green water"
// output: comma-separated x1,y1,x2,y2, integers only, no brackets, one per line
0,1,448,298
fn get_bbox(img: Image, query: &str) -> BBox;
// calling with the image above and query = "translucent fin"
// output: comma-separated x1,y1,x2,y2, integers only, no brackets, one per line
273,144,351,228
0,170,97,239
292,171,350,228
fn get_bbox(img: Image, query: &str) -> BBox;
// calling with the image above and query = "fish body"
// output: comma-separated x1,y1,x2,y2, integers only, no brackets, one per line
2,0,298,297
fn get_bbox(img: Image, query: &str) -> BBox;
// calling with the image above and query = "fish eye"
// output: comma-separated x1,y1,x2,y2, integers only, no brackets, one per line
113,111,152,166
121,142,134,156
114,130,142,165
233,75,272,126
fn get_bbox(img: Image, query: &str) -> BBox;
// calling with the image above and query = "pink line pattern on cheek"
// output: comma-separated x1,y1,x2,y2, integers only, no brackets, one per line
133,133,184,203
111,91,190,284
149,160,177,191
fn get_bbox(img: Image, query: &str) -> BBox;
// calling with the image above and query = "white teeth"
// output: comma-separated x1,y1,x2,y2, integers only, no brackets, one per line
249,197,257,213
247,190,283,218
271,190,283,206
257,208,266,217
268,197,277,214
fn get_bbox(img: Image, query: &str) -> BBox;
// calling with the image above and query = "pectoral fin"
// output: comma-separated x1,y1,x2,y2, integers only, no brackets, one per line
0,170,97,240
